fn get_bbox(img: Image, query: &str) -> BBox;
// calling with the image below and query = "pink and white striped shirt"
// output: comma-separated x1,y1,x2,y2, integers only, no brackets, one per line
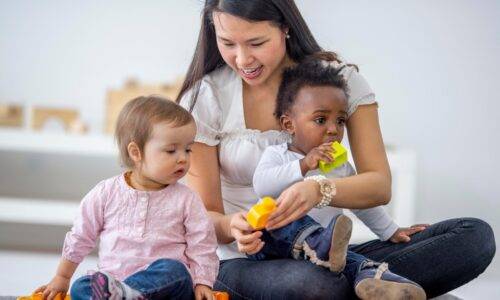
62,174,218,287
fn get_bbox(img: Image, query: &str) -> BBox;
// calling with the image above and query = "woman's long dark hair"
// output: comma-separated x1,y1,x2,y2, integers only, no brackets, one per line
176,0,343,111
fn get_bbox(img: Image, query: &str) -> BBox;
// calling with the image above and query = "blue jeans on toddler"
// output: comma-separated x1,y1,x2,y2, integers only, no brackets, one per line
247,214,369,286
71,258,194,300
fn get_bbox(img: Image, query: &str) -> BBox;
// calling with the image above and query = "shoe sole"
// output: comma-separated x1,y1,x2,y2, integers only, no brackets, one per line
355,278,426,300
329,214,352,272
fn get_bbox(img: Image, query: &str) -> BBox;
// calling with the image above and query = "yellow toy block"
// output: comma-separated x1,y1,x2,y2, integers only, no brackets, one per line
246,196,277,230
18,293,70,300
318,141,348,173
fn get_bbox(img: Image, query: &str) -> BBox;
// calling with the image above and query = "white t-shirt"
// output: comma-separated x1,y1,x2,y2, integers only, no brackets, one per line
180,64,384,260
253,142,398,242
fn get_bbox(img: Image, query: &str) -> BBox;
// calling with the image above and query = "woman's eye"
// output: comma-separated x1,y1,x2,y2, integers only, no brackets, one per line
314,117,326,124
250,41,266,47
223,43,235,47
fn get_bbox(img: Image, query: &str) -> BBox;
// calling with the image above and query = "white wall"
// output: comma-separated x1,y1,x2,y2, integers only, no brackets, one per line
1,0,498,278
300,0,500,277
0,0,201,130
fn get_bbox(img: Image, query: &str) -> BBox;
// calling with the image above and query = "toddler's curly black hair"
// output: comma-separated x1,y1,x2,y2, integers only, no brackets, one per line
275,52,349,119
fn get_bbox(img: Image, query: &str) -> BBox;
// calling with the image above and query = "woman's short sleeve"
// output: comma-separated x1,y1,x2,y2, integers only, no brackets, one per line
179,79,223,146
342,66,377,117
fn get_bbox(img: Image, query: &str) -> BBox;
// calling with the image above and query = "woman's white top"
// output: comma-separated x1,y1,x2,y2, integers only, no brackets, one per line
180,64,385,260
253,142,398,242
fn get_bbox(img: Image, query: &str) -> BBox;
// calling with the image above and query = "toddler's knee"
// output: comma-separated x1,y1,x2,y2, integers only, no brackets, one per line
152,258,191,276
70,275,91,300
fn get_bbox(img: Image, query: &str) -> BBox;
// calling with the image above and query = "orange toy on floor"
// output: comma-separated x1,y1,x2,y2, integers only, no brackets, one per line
19,291,228,300
18,293,69,300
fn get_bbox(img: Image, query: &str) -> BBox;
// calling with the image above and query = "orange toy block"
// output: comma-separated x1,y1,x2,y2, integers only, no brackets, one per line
18,293,70,300
19,291,227,300
246,196,277,230
213,291,230,300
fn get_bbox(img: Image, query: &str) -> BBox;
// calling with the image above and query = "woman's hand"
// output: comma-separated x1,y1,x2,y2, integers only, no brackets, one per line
230,212,264,255
34,275,70,300
300,142,334,174
266,180,321,230
389,224,430,243
195,284,214,300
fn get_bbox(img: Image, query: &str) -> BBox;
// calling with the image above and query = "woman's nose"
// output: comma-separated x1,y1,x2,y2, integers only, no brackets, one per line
236,46,253,67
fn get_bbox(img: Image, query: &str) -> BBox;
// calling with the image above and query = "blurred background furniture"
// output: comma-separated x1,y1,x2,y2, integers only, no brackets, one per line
0,128,417,250
105,78,182,134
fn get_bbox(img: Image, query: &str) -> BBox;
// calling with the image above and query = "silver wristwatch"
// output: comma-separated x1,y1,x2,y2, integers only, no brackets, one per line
304,175,336,209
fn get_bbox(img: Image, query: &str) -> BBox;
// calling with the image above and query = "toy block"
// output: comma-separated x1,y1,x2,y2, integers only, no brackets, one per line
213,291,230,300
247,196,277,230
318,141,348,173
105,78,183,134
0,104,23,127
31,107,79,132
18,293,70,300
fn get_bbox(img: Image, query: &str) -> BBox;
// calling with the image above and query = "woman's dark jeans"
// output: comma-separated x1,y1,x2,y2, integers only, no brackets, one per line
214,217,496,299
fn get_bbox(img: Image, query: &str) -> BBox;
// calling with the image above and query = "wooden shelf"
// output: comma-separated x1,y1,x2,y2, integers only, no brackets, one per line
0,197,78,226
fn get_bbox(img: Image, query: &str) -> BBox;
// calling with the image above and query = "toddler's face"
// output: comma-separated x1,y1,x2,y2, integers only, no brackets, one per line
286,85,348,154
139,120,196,187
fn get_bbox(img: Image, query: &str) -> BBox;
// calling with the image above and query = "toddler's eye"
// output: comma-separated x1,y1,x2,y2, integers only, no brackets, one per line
314,117,326,125
165,149,176,154
337,118,346,126
186,148,193,153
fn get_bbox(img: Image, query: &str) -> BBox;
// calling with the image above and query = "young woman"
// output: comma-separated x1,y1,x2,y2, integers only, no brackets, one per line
177,1,495,299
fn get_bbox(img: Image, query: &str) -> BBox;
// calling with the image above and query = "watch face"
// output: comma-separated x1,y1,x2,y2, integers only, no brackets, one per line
320,180,334,197
319,183,328,195
322,185,332,194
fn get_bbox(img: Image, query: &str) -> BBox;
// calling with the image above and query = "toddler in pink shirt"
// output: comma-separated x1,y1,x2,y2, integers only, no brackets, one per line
35,96,219,300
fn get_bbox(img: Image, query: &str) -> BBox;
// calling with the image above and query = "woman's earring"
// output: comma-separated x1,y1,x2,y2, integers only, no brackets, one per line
286,33,290,39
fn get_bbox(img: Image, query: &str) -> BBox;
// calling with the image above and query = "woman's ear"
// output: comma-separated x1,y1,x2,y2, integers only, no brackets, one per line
127,142,142,163
282,26,290,39
280,114,295,135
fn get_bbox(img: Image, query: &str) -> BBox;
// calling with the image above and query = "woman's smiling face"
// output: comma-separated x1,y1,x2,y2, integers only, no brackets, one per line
212,11,288,87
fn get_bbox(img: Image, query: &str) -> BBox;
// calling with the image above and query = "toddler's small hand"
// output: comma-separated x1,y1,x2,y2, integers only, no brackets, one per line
195,284,215,300
300,143,334,174
34,275,70,300
390,224,430,243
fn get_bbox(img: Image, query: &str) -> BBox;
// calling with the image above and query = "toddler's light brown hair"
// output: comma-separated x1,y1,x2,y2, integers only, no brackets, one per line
115,95,194,168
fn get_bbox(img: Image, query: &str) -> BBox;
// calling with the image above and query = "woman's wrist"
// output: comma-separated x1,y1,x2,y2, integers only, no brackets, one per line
304,175,336,208
302,179,322,206
208,211,236,244
223,213,239,243
227,213,238,237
